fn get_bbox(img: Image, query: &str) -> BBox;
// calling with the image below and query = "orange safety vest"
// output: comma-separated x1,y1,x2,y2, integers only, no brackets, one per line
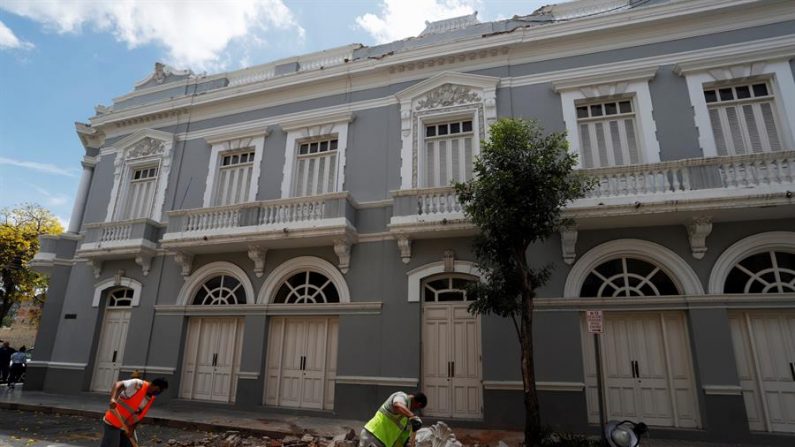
103,381,155,429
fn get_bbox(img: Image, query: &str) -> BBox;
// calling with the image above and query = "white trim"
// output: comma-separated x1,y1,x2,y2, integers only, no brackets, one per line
33,361,89,370
79,238,158,252
481,380,585,392
257,256,351,304
203,134,266,207
406,260,482,302
237,371,260,380
396,72,499,190
92,277,143,308
176,261,255,306
334,376,419,387
559,78,661,168
680,59,795,157
702,385,743,396
118,365,177,375
534,293,795,312
279,117,351,199
564,239,705,298
708,232,795,294
106,129,175,223
154,302,381,316
280,111,354,132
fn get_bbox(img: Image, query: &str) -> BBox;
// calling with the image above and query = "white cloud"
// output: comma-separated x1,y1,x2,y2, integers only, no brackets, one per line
0,18,33,49
0,156,79,177
356,0,482,44
0,0,304,70
29,185,71,207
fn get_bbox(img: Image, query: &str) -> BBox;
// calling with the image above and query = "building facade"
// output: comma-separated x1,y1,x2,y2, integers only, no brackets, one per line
30,0,795,443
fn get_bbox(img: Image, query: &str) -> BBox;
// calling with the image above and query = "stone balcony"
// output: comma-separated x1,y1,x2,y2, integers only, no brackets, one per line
388,150,795,260
161,192,358,275
76,218,164,278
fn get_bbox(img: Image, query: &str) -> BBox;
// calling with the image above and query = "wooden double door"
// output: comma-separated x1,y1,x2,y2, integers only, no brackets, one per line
91,308,131,392
422,303,483,419
180,318,244,403
730,311,795,433
264,317,338,410
582,312,700,428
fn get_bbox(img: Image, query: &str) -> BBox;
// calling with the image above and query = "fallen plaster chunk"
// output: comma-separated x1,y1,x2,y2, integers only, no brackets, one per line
415,421,463,447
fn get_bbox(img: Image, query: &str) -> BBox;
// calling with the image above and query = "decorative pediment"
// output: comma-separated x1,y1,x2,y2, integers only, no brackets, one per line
395,71,499,103
134,62,193,90
111,128,175,161
415,84,481,110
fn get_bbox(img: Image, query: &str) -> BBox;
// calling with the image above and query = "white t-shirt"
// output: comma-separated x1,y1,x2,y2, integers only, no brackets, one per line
10,352,26,365
381,391,410,418
118,378,150,409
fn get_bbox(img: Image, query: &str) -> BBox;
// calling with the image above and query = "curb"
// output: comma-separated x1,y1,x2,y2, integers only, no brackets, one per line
0,401,292,439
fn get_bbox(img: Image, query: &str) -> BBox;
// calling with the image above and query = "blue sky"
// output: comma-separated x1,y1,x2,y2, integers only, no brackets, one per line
0,0,555,227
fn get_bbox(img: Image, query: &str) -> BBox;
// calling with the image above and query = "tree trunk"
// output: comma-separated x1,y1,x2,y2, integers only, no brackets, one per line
520,291,541,445
0,297,13,327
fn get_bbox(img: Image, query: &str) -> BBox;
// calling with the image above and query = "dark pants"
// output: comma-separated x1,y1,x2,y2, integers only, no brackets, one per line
0,364,9,382
7,364,23,384
100,422,133,447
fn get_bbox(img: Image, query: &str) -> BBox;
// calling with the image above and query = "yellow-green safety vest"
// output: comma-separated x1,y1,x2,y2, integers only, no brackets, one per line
364,396,412,447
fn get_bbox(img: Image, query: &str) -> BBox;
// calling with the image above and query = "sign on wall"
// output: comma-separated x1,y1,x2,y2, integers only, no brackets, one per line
586,310,604,334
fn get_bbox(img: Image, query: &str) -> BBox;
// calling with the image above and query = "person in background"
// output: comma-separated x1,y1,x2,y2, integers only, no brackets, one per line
8,346,27,389
360,391,427,447
0,341,14,384
100,377,168,447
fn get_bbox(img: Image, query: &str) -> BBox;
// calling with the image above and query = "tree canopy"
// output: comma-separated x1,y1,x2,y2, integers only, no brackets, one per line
0,203,63,326
454,118,592,445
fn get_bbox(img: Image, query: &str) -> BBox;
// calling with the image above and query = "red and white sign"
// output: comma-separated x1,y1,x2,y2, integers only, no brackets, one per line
586,310,604,334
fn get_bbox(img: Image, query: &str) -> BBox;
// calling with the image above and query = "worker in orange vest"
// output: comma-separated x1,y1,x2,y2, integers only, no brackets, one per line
100,377,168,447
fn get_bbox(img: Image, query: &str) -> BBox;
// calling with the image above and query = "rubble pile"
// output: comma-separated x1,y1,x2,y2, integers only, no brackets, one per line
163,429,358,447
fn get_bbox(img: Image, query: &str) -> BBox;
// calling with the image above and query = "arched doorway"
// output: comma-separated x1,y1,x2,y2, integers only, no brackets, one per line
715,233,795,433
262,258,345,411
180,271,248,403
91,287,134,392
568,241,702,429
421,273,483,419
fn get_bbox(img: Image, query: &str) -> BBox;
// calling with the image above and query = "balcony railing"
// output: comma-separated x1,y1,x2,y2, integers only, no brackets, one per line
164,192,354,238
78,219,162,254
391,150,795,224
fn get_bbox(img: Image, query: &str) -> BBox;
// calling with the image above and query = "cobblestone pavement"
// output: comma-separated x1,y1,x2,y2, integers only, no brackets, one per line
0,410,211,447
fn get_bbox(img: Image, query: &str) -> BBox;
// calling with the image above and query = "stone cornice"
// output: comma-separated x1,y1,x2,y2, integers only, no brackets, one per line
86,0,792,133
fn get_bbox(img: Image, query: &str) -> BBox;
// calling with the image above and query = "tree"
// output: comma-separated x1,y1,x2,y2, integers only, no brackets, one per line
0,203,63,326
454,119,593,445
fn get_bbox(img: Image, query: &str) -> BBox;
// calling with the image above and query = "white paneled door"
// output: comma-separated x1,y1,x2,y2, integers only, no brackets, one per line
91,309,131,392
582,312,700,428
423,303,483,419
180,318,244,403
264,317,338,410
730,312,795,433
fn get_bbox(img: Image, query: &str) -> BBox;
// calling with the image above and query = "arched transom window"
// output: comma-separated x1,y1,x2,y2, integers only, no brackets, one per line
724,250,795,294
192,275,246,305
108,288,134,308
273,271,340,304
423,274,476,302
580,257,680,298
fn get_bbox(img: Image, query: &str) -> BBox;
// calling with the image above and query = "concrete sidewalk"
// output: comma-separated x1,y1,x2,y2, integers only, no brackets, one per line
0,388,778,446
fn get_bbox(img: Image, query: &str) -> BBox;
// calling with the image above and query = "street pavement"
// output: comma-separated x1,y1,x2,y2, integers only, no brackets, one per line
0,409,211,447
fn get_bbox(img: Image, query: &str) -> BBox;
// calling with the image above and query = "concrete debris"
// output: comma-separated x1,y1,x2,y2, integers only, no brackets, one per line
161,430,358,447
415,422,462,447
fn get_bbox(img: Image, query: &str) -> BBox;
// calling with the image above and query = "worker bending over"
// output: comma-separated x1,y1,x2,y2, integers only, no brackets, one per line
100,377,168,447
360,391,428,447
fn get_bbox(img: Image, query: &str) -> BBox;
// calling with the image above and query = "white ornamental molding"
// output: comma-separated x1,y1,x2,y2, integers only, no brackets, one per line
247,247,267,278
135,255,152,276
174,251,194,277
334,238,352,274
560,225,578,265
443,250,455,272
415,84,481,110
397,235,412,264
686,216,713,260
88,259,102,279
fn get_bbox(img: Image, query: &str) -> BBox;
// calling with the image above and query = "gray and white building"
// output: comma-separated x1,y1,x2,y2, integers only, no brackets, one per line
30,0,795,443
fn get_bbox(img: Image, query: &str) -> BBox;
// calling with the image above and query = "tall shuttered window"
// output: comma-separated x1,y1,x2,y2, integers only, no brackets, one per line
576,99,641,168
213,150,255,206
704,81,782,156
422,119,474,188
122,166,158,220
293,137,338,197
